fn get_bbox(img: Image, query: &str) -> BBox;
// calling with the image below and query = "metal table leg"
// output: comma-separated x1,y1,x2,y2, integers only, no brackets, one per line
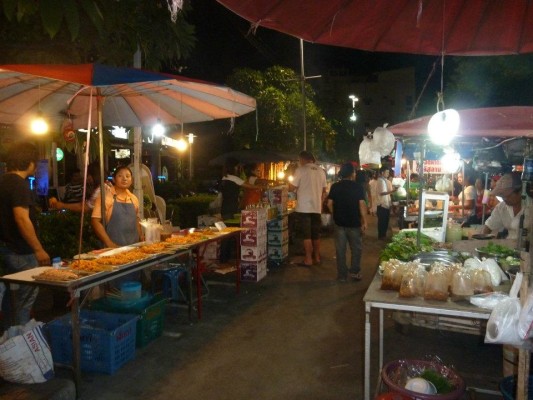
364,302,371,400
70,294,81,399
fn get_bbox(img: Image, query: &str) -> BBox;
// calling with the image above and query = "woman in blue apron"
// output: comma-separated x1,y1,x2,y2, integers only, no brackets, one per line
91,166,142,248
91,166,143,286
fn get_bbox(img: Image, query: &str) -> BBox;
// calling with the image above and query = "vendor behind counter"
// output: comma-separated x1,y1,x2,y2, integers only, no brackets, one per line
481,172,528,241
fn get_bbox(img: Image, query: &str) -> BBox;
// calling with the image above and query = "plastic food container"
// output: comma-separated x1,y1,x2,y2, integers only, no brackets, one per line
121,281,141,300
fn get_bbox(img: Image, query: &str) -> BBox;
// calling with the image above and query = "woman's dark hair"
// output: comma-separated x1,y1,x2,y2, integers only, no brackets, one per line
112,166,133,180
243,163,258,178
5,142,38,172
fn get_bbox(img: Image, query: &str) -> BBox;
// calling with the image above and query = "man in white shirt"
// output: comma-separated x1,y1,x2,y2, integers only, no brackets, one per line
376,166,398,239
482,173,526,240
290,151,327,266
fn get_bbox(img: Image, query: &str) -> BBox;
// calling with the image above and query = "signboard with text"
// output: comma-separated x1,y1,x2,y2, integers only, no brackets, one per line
422,160,443,174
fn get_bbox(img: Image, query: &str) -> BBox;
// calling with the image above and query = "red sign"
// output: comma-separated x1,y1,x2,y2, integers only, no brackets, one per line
422,160,443,174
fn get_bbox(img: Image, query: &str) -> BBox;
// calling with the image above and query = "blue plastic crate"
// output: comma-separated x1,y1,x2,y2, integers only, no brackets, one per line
46,310,138,374
91,295,167,348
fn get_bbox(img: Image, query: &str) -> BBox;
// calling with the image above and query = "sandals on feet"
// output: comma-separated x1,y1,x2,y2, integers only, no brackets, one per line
350,272,362,281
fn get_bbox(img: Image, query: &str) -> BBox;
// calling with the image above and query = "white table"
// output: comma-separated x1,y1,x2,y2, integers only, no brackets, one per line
363,273,496,400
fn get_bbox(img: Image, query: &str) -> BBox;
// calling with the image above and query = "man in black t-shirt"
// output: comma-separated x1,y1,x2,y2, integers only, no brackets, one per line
327,163,367,282
0,141,50,324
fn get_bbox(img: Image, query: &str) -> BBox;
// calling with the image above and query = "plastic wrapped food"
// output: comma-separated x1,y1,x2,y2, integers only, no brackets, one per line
471,269,493,294
424,266,449,301
450,269,474,297
399,266,427,298
381,259,406,291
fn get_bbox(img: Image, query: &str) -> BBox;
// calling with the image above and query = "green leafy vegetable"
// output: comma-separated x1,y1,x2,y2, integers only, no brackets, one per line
379,231,436,261
478,241,517,257
420,369,454,394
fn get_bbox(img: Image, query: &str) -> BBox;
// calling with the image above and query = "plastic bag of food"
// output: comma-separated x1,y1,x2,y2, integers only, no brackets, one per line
478,258,502,287
424,266,450,301
358,137,381,165
518,286,533,339
450,269,474,297
381,259,406,291
399,266,427,298
471,269,493,294
470,292,509,309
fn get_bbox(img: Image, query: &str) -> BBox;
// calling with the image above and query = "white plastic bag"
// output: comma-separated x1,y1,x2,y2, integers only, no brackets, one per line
485,273,524,346
518,287,533,339
371,125,395,156
358,137,381,165
0,319,54,383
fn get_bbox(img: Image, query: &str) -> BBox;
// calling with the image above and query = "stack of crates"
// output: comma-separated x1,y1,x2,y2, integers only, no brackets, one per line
240,208,268,282
267,187,289,265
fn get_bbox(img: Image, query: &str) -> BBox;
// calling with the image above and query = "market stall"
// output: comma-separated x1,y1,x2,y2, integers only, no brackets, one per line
0,228,243,396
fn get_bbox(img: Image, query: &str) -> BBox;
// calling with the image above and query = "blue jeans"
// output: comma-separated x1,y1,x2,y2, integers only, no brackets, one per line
334,224,362,279
2,250,39,325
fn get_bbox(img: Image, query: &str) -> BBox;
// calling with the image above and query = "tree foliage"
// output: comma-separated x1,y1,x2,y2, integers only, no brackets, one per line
446,55,533,109
226,66,336,160
0,0,196,70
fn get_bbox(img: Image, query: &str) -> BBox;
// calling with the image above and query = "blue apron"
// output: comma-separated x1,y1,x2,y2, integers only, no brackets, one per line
105,197,139,246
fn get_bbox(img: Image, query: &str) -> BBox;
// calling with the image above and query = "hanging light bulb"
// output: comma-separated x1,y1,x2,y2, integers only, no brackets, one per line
428,109,460,146
152,119,165,137
176,137,188,152
441,149,462,174
31,111,49,135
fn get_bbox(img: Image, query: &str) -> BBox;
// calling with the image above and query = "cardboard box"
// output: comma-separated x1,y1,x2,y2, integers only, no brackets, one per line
199,241,220,262
241,209,267,228
240,228,267,247
267,243,289,260
267,215,289,231
267,229,289,245
240,258,267,282
268,188,288,204
240,244,267,262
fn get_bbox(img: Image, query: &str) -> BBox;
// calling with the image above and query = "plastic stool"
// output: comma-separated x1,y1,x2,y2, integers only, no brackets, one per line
151,264,188,303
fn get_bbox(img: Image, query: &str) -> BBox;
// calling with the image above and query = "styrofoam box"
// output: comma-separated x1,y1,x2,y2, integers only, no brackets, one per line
268,243,289,260
200,241,220,261
197,214,218,228
240,228,267,247
267,229,289,245
241,258,267,282
268,188,289,204
241,209,268,228
267,215,289,231
240,244,267,262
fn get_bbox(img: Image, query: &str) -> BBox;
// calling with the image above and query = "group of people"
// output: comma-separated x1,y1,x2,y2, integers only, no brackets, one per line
0,141,145,325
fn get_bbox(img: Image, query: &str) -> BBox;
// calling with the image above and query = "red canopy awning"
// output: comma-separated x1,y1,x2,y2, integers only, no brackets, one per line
389,107,533,138
217,0,533,56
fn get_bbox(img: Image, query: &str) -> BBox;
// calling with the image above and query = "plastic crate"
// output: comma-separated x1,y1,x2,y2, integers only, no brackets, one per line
91,295,167,348
46,310,137,374
500,375,533,400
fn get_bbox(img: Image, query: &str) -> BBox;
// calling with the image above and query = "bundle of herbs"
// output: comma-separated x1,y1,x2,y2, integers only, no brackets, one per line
380,231,436,262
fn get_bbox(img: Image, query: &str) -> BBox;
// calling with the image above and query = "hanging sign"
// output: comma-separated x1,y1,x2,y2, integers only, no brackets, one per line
422,160,443,174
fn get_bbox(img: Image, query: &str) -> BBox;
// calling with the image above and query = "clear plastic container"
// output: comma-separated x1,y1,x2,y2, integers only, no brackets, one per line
120,281,141,300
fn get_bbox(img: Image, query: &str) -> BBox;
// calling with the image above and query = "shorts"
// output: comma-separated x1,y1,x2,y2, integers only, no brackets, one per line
296,212,321,240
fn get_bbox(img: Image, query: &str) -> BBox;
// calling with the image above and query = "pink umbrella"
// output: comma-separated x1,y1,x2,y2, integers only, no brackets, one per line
217,0,533,56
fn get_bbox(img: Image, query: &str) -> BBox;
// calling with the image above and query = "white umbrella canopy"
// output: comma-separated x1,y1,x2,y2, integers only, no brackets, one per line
0,63,256,129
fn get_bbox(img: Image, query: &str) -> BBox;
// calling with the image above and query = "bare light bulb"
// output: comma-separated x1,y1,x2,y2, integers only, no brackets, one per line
31,113,49,135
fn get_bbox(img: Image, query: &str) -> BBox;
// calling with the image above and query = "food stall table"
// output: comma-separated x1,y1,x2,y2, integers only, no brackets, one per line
0,249,191,399
188,229,242,319
363,272,500,400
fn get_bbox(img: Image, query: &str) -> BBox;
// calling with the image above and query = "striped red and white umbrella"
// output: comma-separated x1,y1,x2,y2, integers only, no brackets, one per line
0,63,256,130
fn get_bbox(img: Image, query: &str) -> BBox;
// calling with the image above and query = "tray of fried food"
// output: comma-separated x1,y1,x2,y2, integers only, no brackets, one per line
95,249,149,266
165,235,203,246
220,227,244,233
69,259,115,275
138,242,170,254
33,267,80,283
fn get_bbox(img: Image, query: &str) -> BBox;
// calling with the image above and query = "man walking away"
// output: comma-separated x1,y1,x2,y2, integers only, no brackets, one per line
290,151,327,267
327,163,367,281
376,165,398,239
0,141,50,324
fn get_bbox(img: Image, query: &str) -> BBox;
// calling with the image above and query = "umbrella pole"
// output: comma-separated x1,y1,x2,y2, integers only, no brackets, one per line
98,94,106,229
133,127,143,219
